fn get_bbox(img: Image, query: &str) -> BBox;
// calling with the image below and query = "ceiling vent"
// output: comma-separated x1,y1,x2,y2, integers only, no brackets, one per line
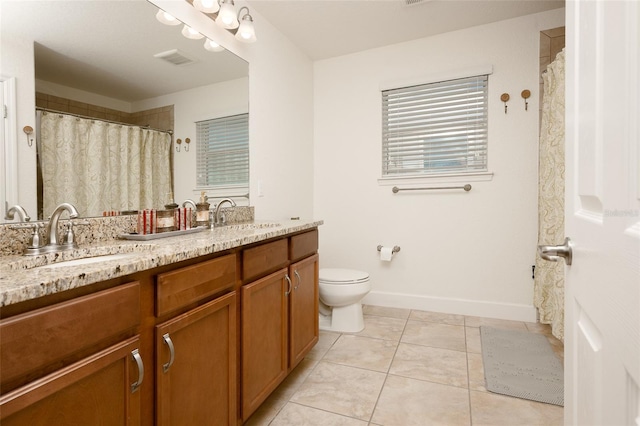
153,49,196,66
404,0,430,6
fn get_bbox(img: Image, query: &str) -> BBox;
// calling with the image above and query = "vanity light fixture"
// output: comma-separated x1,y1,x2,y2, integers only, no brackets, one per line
204,38,225,52
181,24,204,39
216,0,239,29
193,0,219,14
156,10,181,26
235,7,256,43
155,0,257,53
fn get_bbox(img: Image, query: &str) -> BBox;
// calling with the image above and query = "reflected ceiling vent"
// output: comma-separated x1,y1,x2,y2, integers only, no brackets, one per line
404,0,431,6
153,49,196,66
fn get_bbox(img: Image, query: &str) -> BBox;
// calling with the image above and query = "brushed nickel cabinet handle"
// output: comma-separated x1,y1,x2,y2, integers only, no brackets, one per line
130,349,144,393
294,270,301,290
285,274,292,296
162,333,175,373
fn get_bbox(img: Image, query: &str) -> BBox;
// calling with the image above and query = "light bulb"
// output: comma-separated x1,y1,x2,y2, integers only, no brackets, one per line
216,0,239,29
193,0,219,14
181,25,204,40
204,39,225,52
155,10,180,26
235,15,256,43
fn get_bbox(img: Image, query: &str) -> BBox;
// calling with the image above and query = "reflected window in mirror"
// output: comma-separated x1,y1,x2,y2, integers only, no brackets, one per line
196,114,249,202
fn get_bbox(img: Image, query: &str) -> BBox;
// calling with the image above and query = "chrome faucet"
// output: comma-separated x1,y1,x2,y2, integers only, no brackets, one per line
13,203,82,256
182,199,197,210
213,198,236,227
5,204,31,222
44,203,79,248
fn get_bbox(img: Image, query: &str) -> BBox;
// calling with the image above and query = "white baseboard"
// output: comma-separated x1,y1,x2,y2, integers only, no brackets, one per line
362,291,537,322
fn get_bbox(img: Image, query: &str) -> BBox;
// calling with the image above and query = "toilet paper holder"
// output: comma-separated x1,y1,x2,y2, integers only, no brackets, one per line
377,245,401,254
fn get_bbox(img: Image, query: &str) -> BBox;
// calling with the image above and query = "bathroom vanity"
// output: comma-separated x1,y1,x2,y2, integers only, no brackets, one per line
0,220,321,425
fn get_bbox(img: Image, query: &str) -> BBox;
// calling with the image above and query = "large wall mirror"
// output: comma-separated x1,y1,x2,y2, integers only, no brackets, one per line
1,0,249,221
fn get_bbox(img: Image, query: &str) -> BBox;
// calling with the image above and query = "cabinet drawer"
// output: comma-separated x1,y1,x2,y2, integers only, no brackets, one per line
289,229,318,261
242,239,288,282
156,254,236,317
0,281,140,393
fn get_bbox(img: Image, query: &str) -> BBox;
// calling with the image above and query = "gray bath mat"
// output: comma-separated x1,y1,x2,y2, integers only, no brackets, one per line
480,326,564,406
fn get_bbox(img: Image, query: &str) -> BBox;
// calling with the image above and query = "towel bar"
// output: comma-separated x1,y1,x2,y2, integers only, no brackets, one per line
392,184,471,193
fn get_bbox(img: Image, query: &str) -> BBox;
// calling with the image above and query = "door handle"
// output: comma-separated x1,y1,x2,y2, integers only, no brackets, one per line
538,237,573,265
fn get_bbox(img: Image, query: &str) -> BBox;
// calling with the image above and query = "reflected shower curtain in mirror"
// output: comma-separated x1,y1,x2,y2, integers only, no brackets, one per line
39,111,172,218
534,49,565,341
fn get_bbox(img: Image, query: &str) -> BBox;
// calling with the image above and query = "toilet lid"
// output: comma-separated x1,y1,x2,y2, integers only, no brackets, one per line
319,268,369,284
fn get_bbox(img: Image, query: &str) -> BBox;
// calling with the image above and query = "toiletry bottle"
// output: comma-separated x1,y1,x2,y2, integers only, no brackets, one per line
164,192,179,210
195,191,210,228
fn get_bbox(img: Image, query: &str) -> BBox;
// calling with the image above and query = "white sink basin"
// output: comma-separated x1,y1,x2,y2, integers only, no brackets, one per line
37,253,140,269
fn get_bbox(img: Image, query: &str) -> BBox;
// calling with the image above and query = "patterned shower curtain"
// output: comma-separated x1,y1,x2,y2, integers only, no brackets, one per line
39,111,172,218
534,50,565,341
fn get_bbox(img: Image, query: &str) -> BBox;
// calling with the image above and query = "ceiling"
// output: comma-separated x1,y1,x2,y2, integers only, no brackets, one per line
247,0,565,61
0,0,564,102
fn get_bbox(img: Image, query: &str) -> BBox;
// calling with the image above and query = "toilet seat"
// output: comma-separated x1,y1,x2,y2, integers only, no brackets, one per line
319,268,369,285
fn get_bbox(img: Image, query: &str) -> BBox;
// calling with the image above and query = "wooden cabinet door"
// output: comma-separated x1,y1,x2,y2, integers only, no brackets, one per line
289,254,319,370
240,269,288,419
0,336,142,425
155,292,237,426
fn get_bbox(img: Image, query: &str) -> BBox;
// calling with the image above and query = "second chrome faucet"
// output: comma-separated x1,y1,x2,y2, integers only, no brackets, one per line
213,198,236,227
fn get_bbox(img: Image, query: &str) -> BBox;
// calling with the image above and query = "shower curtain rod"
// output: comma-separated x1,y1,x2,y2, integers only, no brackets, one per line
36,107,174,135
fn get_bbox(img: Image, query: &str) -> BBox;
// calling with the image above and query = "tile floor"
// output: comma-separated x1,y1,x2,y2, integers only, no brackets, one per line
245,305,564,426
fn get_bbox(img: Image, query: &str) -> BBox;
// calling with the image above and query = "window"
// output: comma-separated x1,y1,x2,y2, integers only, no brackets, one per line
382,75,488,177
196,113,249,193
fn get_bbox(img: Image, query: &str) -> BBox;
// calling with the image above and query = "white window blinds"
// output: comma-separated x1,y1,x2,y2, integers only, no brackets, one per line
196,113,249,191
382,75,488,177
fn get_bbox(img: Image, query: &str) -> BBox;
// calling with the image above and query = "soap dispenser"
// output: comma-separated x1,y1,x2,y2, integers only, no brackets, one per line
164,191,179,210
195,191,210,228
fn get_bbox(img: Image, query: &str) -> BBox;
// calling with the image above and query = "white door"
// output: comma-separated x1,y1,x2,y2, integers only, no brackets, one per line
564,0,640,425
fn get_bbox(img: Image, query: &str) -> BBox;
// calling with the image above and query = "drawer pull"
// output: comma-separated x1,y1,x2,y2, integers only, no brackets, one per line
294,270,301,291
130,348,144,393
285,274,292,296
162,333,176,373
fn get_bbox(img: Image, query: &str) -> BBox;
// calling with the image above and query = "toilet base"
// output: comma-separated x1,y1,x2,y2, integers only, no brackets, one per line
318,302,365,333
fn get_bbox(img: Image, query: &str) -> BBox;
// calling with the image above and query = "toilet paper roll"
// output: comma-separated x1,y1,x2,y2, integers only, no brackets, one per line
380,246,394,261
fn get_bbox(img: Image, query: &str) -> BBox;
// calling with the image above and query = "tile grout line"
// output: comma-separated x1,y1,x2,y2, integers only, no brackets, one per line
365,311,411,424
464,320,475,426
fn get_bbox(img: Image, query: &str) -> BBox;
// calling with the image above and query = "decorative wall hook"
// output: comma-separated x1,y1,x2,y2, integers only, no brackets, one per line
500,93,510,114
521,89,531,111
175,138,182,152
23,126,34,147
184,138,191,152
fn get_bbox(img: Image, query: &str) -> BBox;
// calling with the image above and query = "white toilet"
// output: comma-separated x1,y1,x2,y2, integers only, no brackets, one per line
318,268,371,333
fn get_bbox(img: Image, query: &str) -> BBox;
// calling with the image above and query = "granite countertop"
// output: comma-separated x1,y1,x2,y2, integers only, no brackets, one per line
0,219,323,307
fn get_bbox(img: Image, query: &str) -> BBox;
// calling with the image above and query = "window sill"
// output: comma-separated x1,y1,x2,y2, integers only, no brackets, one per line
377,171,494,187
